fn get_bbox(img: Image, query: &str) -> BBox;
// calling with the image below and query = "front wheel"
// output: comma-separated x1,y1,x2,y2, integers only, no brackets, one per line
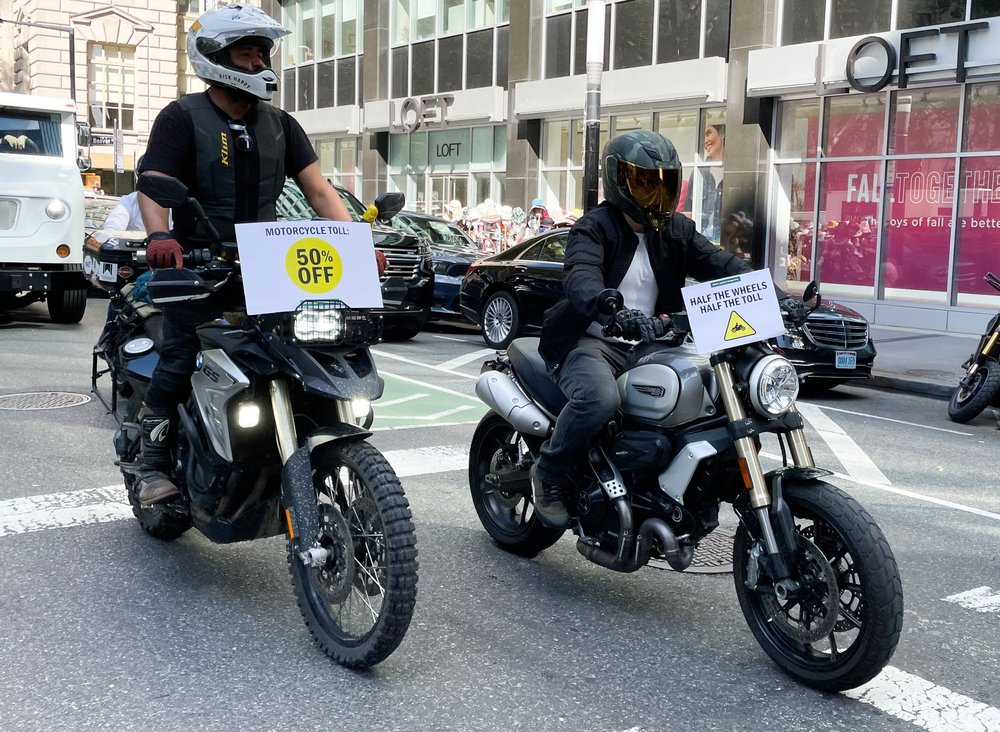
469,413,563,557
733,480,903,692
287,440,418,668
948,360,1000,423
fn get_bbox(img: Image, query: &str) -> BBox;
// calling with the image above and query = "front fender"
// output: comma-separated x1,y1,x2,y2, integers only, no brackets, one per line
280,423,372,548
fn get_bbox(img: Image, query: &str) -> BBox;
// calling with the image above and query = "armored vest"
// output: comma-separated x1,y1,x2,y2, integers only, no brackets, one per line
175,93,286,244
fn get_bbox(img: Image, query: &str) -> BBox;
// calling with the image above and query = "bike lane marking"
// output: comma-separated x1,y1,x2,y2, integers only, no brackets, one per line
374,371,485,427
795,402,890,485
435,348,497,371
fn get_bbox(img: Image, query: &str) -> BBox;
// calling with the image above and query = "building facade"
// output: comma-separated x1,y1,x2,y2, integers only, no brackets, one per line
3,0,999,332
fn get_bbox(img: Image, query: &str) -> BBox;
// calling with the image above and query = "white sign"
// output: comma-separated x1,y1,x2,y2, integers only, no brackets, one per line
681,269,785,355
235,220,384,315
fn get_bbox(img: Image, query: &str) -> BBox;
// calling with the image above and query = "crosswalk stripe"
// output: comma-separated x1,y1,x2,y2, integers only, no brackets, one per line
796,402,891,485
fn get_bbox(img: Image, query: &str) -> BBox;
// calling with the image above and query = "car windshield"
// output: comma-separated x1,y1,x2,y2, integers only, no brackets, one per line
401,215,477,251
276,180,367,222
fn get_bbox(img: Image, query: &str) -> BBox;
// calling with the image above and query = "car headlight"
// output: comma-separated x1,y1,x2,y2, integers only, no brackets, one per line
748,355,799,417
294,306,344,342
45,199,68,219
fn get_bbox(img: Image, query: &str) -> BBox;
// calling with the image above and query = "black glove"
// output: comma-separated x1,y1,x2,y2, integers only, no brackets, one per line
615,309,671,343
779,297,810,323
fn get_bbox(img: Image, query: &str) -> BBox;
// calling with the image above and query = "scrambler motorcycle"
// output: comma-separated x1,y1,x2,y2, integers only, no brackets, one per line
87,175,417,668
469,283,903,691
948,271,1000,423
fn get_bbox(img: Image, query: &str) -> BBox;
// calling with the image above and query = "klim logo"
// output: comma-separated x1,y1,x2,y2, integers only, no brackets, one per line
220,130,229,166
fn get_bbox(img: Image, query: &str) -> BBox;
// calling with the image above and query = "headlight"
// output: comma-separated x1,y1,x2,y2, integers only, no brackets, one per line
748,355,799,417
293,306,344,342
45,199,68,219
351,398,371,420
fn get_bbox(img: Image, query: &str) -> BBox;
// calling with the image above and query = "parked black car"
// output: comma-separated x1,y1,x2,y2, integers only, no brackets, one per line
390,211,481,318
459,229,876,387
276,182,434,341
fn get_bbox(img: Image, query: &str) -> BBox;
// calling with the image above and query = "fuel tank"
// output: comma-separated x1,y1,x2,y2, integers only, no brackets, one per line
617,344,718,426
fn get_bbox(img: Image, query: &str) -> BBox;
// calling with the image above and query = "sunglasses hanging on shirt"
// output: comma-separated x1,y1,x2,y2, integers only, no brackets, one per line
227,120,253,153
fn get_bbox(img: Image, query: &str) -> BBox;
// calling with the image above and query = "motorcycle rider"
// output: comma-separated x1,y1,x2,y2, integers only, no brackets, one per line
533,129,780,528
134,3,353,506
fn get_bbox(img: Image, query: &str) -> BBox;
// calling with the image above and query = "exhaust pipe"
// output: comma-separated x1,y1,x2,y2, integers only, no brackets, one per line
578,517,694,573
475,370,551,436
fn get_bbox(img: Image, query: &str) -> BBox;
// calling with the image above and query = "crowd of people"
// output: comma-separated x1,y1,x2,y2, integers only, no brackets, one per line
439,197,582,252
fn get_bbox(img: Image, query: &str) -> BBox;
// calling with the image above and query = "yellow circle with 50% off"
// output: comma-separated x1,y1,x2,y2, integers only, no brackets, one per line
285,238,343,294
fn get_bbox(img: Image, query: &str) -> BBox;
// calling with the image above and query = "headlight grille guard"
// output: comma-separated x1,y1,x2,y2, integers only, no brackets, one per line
277,300,383,346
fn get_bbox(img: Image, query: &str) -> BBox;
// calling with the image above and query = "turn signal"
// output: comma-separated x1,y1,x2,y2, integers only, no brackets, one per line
56,244,71,258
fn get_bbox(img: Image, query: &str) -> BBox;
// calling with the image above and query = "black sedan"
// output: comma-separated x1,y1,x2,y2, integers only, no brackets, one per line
459,229,876,387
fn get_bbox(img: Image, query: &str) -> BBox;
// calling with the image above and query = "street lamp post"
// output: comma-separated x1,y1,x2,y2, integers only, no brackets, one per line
582,0,606,213
0,17,77,102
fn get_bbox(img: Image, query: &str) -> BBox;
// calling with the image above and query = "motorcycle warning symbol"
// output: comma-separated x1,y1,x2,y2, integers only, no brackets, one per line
681,269,785,355
724,311,756,341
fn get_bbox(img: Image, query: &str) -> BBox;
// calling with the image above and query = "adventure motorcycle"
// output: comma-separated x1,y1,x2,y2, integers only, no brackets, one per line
87,175,418,668
948,271,1000,423
468,282,903,691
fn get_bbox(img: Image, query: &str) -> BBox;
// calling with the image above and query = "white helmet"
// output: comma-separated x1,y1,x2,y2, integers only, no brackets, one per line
187,4,289,101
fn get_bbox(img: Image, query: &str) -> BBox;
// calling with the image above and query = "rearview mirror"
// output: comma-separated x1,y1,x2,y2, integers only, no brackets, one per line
137,173,189,208
596,288,623,316
374,191,405,223
803,280,822,311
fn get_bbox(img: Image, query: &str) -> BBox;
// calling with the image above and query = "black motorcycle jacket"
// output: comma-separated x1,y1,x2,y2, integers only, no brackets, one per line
538,202,751,366
174,93,286,245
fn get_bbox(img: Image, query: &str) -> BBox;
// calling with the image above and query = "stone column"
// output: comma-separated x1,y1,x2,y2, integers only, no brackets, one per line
721,0,779,267
361,0,390,203
504,0,544,211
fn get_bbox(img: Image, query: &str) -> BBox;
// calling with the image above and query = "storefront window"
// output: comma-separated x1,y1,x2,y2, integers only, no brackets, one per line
771,163,817,286
889,88,960,155
895,0,965,30
687,109,726,242
613,0,653,70
543,120,571,167
955,155,1000,304
612,114,651,136
817,161,880,293
963,83,1000,153
776,99,820,160
472,126,493,166
570,117,610,166
824,94,885,157
882,157,956,304
655,109,697,163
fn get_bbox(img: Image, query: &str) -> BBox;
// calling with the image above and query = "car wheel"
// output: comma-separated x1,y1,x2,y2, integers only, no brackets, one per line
480,291,520,349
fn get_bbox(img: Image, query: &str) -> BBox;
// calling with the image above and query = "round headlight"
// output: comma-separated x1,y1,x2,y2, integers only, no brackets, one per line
749,355,799,417
45,199,68,219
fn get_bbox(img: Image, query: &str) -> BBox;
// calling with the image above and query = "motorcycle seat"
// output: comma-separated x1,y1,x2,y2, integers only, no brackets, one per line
507,338,567,417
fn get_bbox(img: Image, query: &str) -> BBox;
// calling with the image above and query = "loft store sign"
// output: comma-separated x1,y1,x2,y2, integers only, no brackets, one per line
390,94,455,133
844,21,989,93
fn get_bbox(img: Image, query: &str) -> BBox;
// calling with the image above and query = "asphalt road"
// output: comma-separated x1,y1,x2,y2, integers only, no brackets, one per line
1,298,998,731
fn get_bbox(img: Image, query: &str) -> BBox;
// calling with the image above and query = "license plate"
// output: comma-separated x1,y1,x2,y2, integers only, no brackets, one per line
835,351,857,369
0,199,17,230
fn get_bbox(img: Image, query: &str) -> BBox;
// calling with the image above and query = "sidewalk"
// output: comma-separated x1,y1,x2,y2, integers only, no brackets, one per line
861,325,979,400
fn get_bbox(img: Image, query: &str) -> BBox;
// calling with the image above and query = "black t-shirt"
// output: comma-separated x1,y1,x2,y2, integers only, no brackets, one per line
140,92,317,192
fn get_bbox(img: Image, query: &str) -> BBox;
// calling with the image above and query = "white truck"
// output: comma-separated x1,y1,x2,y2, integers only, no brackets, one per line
0,91,90,323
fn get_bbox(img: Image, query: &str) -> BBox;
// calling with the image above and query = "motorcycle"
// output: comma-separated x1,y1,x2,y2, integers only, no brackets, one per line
468,282,903,691
948,271,1000,423
87,174,418,668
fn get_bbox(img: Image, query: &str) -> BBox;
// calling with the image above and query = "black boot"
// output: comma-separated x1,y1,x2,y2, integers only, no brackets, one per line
136,409,181,506
530,464,571,529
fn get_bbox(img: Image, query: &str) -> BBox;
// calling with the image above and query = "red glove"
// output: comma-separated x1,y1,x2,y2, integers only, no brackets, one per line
146,232,183,269
375,249,387,277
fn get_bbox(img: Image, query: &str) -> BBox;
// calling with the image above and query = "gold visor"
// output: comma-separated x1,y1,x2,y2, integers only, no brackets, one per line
618,161,680,214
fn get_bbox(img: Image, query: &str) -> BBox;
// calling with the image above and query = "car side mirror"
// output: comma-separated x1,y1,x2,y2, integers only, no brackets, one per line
803,280,822,312
596,288,623,316
374,191,405,223
137,173,189,208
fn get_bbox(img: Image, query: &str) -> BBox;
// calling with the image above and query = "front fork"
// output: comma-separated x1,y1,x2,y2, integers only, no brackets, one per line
713,355,814,596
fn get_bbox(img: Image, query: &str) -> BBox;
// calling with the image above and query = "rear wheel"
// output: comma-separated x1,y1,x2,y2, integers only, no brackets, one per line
480,291,520,350
47,287,88,324
948,360,1000,423
733,480,902,692
469,413,563,557
288,441,418,668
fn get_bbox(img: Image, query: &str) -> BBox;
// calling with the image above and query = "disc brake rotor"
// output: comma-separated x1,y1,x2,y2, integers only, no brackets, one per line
309,504,355,605
760,534,840,643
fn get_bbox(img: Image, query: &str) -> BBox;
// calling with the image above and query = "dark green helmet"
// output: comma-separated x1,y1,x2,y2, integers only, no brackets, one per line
602,130,682,231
